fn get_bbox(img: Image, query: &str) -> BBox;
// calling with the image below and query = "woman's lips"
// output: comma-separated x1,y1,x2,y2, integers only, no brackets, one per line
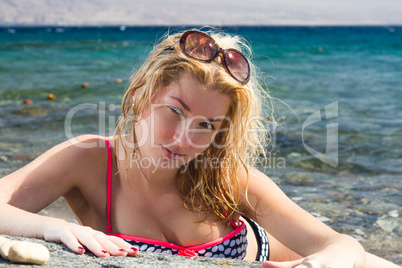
161,146,185,160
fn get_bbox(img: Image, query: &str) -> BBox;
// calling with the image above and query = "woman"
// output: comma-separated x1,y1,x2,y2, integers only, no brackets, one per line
0,30,397,267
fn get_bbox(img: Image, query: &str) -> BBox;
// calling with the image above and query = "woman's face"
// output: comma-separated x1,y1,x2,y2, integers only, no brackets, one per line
134,74,231,170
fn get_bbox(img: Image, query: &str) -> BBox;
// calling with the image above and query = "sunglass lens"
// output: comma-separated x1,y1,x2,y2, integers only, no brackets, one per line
184,32,218,61
224,49,250,83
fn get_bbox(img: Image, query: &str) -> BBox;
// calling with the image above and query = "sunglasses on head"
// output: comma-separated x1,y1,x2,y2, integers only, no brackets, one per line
168,30,251,85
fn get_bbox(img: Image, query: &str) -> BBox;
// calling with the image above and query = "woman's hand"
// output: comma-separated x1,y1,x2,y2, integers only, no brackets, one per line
0,137,139,258
43,220,138,257
262,240,364,268
263,253,349,268
263,251,400,268
263,255,341,268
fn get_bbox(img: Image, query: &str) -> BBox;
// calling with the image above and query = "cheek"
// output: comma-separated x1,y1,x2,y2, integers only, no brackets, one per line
134,118,151,147
189,131,217,152
152,109,177,139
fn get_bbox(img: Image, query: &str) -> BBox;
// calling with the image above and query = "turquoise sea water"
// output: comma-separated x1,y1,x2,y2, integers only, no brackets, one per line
0,26,401,263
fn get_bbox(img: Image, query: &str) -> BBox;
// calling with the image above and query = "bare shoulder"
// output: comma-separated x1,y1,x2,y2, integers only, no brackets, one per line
0,135,110,212
27,134,110,183
238,166,279,192
238,166,292,219
56,134,111,173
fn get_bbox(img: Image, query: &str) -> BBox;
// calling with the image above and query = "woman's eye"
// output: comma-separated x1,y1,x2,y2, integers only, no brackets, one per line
169,106,184,116
200,122,215,130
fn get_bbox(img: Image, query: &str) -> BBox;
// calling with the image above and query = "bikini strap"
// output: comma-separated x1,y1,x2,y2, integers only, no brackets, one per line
105,139,112,233
223,210,240,229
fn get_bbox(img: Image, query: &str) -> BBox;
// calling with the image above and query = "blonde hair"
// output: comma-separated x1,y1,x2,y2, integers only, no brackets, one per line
115,29,272,222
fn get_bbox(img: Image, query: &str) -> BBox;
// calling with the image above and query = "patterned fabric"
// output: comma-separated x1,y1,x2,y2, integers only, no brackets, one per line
243,217,270,261
255,220,270,261
123,225,248,259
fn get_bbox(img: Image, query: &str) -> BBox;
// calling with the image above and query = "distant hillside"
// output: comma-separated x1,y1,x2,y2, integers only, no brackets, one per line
0,0,401,26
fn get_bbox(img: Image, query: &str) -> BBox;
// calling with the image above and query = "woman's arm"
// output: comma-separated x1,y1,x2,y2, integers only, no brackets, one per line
241,167,366,267
263,252,400,268
0,135,137,257
265,232,399,267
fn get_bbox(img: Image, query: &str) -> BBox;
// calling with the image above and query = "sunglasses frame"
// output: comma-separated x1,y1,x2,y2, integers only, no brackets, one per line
169,30,251,85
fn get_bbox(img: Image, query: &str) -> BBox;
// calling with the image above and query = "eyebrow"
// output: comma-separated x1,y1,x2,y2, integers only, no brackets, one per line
170,96,223,122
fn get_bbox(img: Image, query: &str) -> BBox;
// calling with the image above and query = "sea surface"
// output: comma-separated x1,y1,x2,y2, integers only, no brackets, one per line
0,26,401,263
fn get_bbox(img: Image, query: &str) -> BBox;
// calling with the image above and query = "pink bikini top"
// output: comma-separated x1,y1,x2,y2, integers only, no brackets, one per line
104,139,248,258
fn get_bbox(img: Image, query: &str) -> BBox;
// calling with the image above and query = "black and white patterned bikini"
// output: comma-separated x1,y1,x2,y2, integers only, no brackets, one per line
104,139,269,261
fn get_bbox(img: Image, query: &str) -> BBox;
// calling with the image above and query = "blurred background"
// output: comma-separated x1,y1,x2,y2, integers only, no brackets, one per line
0,0,401,264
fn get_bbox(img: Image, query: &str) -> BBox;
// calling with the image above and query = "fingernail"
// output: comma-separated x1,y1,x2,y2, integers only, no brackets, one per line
78,247,84,251
119,248,127,252
102,250,108,254
130,247,139,252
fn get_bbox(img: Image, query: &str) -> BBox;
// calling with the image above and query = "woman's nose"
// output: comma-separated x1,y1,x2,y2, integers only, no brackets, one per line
173,129,190,148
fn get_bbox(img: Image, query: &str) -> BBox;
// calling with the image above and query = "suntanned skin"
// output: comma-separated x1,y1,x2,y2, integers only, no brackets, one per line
0,74,398,267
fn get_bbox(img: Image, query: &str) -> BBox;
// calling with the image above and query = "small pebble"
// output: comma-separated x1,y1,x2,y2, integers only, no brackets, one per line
355,228,366,236
311,212,331,222
8,241,50,265
0,236,49,265
0,237,15,259
291,196,303,201
388,210,399,218
287,152,301,158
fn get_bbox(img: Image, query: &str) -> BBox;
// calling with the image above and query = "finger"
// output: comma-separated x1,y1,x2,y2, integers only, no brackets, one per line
262,259,305,268
127,246,139,257
295,264,313,268
295,259,321,268
59,231,86,255
106,236,139,257
75,231,110,258
93,233,128,257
